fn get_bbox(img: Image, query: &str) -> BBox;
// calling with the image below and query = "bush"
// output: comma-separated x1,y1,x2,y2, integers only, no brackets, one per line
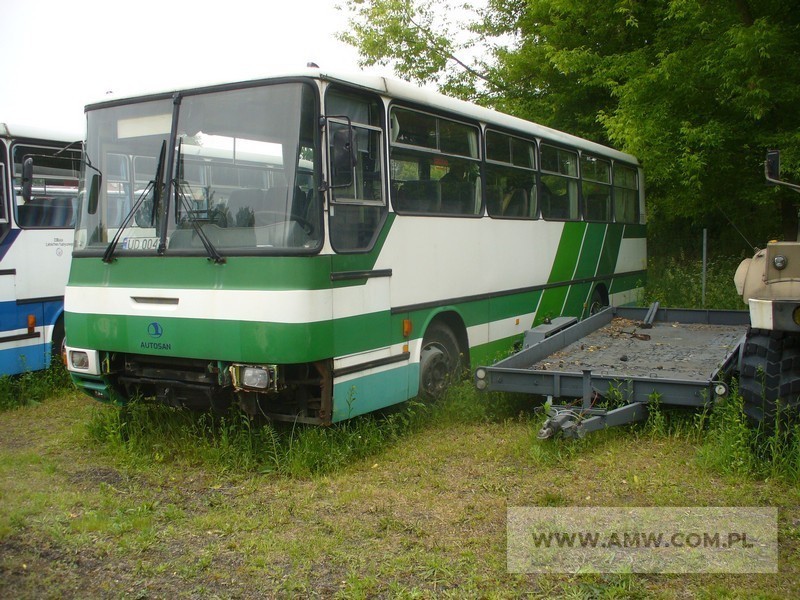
643,253,744,310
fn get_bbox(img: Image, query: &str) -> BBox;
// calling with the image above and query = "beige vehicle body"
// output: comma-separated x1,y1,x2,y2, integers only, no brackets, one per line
735,241,800,331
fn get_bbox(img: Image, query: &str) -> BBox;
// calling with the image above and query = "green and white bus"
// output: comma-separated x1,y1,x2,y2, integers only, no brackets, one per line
65,70,646,423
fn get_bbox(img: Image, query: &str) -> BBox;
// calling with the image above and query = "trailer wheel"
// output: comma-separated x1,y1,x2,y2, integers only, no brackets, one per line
739,328,800,429
419,322,462,400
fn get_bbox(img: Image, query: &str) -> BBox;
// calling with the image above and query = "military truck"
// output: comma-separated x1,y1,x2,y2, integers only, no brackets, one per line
735,150,800,426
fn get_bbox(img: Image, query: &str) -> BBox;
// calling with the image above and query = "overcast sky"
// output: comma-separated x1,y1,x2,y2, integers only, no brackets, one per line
0,0,381,136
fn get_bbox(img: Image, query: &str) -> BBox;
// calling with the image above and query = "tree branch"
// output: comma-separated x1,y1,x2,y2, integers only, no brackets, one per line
402,6,507,91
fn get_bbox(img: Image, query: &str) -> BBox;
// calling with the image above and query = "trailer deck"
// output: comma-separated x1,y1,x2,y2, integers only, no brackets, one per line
475,305,750,438
531,316,744,381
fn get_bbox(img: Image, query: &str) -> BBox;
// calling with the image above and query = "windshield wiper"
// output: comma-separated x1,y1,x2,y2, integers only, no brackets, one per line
102,140,166,263
172,139,225,264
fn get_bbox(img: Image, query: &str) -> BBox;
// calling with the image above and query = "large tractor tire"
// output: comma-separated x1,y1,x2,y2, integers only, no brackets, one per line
739,328,800,429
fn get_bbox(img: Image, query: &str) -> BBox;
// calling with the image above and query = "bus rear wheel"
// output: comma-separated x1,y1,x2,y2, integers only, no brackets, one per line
589,286,608,315
419,323,462,400
739,328,800,430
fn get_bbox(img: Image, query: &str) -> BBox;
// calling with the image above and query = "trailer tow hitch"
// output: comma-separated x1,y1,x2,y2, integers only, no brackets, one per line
536,370,650,439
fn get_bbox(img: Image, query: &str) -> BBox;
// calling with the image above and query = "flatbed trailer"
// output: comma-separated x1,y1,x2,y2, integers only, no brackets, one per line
474,305,750,438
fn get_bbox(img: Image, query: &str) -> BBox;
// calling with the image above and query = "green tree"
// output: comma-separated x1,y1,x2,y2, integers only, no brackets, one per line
341,0,800,246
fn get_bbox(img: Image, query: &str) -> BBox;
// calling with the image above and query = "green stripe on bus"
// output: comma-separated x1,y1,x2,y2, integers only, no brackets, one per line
597,224,625,275
68,255,334,290
68,215,399,292
547,222,587,283
562,222,621,313
533,286,570,325
609,272,646,294
623,224,647,238
535,222,587,324
489,289,542,325
470,335,522,368
66,311,336,363
573,223,606,279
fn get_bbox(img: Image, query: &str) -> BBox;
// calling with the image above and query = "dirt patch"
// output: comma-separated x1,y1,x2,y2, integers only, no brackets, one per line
67,466,125,488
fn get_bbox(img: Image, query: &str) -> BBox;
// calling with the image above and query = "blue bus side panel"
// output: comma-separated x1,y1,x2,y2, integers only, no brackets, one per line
0,298,62,375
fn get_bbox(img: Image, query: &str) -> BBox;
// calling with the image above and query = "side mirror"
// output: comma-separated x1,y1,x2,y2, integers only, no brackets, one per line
328,118,358,189
87,172,101,215
766,149,781,183
21,156,33,202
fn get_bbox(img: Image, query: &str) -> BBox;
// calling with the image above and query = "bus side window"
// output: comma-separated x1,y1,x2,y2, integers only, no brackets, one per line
13,145,79,229
540,144,579,221
485,130,536,220
613,164,639,223
395,179,440,213
581,154,612,222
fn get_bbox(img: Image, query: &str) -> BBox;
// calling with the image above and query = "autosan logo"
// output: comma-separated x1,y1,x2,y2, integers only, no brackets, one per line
142,322,171,351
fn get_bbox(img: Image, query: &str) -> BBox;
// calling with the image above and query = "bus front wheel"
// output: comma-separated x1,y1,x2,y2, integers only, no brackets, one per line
419,323,461,400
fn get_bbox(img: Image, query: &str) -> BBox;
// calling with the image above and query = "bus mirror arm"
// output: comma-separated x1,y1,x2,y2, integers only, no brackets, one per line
765,149,800,193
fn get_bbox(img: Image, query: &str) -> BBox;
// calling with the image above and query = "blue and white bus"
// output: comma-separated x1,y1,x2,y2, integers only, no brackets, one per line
0,123,81,376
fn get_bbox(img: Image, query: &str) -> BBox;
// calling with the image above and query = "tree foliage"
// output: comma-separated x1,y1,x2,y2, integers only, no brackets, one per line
341,0,800,246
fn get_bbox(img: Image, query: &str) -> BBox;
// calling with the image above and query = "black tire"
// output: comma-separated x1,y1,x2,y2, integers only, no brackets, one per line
589,287,608,315
739,328,800,429
419,323,463,400
51,317,65,364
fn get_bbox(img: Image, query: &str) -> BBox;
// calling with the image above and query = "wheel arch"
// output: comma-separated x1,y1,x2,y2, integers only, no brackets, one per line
50,310,66,362
592,282,610,306
418,309,470,367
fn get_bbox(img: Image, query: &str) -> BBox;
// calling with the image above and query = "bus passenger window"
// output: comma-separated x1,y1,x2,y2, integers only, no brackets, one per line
390,106,481,217
581,155,612,222
614,164,639,223
485,130,537,219
540,144,579,220
439,160,479,215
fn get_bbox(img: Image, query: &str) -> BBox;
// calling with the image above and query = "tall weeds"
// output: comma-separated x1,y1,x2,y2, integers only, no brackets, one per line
84,382,531,478
643,253,744,310
0,361,72,411
691,388,800,484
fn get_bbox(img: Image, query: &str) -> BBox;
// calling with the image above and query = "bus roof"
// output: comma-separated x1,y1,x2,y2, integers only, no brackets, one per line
88,68,639,165
0,122,83,144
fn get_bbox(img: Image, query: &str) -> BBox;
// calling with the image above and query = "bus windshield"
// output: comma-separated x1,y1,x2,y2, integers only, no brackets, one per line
76,81,321,255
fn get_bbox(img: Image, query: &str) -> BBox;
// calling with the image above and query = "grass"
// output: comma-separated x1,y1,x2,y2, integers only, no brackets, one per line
0,360,72,412
1,385,798,598
83,383,532,478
